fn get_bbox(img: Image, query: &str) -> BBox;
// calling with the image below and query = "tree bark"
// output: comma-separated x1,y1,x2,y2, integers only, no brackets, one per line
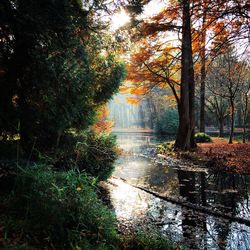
237,105,242,127
175,0,196,150
199,22,206,133
219,117,225,137
242,94,248,143
229,99,235,144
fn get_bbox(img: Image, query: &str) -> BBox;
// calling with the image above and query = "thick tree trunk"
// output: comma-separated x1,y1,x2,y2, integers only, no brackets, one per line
229,100,235,144
199,14,206,133
175,0,196,150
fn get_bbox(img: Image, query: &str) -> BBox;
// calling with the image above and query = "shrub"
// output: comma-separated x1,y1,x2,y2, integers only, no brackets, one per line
4,165,119,249
156,109,179,135
54,130,118,181
121,231,176,250
194,132,212,143
157,141,175,156
75,131,118,181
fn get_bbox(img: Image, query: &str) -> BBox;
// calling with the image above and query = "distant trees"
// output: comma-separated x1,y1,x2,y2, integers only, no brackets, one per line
156,108,179,135
206,48,250,142
241,82,250,143
205,84,228,138
0,0,126,152
192,0,249,133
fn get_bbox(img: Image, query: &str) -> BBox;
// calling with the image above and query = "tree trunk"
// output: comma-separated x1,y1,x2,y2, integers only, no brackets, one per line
199,14,206,133
243,120,246,143
237,105,242,127
229,100,235,144
219,117,224,137
242,94,248,143
175,0,196,150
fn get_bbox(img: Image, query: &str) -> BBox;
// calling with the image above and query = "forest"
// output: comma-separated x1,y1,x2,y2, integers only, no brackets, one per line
0,0,249,249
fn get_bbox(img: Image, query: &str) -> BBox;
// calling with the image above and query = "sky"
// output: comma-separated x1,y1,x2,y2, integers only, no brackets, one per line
142,0,167,18
111,0,167,31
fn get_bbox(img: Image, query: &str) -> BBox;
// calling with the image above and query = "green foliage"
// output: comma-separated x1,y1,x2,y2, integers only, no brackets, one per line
0,0,126,151
157,141,175,156
75,131,118,181
156,109,179,135
194,132,212,143
4,165,119,249
121,231,176,250
54,130,118,181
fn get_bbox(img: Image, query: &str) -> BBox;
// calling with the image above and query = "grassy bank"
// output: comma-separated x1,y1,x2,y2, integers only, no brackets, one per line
0,133,182,250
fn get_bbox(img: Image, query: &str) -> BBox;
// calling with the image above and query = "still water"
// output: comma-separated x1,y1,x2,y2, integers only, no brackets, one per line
106,132,250,250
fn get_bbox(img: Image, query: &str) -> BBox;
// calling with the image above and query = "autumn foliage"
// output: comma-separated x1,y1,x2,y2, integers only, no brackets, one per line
125,0,249,106
92,105,114,133
197,139,250,175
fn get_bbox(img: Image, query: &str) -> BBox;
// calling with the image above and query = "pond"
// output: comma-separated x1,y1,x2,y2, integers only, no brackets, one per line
106,132,250,250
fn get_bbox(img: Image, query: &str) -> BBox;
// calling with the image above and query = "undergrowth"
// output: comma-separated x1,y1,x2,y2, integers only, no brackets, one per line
194,132,212,143
53,130,118,181
2,165,119,249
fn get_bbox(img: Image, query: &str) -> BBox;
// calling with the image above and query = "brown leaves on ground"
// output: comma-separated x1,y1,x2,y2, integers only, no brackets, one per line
196,138,250,175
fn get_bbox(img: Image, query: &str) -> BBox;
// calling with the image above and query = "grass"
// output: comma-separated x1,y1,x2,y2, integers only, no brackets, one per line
0,133,186,250
121,231,184,250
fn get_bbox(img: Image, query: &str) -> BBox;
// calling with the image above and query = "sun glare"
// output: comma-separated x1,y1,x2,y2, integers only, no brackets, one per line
111,9,130,31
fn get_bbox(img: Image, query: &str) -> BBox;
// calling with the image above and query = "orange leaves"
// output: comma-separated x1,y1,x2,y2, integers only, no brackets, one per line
126,97,140,105
130,86,148,95
143,3,180,35
143,23,178,36
120,85,148,95
197,141,250,175
125,32,181,105
92,105,113,133
119,86,131,93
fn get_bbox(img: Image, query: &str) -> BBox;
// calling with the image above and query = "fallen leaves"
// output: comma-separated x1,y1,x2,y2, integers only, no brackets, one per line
196,140,250,175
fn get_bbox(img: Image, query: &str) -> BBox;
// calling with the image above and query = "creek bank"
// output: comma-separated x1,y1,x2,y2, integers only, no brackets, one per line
156,139,250,175
103,132,250,250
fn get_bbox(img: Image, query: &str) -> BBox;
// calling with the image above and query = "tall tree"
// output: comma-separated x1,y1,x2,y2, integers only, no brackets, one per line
125,0,196,149
0,0,126,151
175,0,196,149
124,0,249,149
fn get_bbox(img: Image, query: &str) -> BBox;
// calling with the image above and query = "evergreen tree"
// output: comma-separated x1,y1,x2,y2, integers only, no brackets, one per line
0,0,126,151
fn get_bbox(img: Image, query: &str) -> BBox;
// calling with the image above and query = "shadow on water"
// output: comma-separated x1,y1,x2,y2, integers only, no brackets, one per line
107,132,250,250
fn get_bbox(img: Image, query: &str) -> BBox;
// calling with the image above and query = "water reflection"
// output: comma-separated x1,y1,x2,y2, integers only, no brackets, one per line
108,132,250,249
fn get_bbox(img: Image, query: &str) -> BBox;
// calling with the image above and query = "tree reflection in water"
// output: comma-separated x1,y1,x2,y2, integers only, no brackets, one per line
109,133,250,249
176,169,250,249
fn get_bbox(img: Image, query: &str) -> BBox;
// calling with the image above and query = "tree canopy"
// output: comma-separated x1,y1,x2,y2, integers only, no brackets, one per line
0,0,126,151
121,0,249,149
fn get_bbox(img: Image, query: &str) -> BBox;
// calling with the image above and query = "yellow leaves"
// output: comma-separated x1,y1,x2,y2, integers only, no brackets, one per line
130,86,148,95
119,86,131,93
119,85,148,95
92,105,113,133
